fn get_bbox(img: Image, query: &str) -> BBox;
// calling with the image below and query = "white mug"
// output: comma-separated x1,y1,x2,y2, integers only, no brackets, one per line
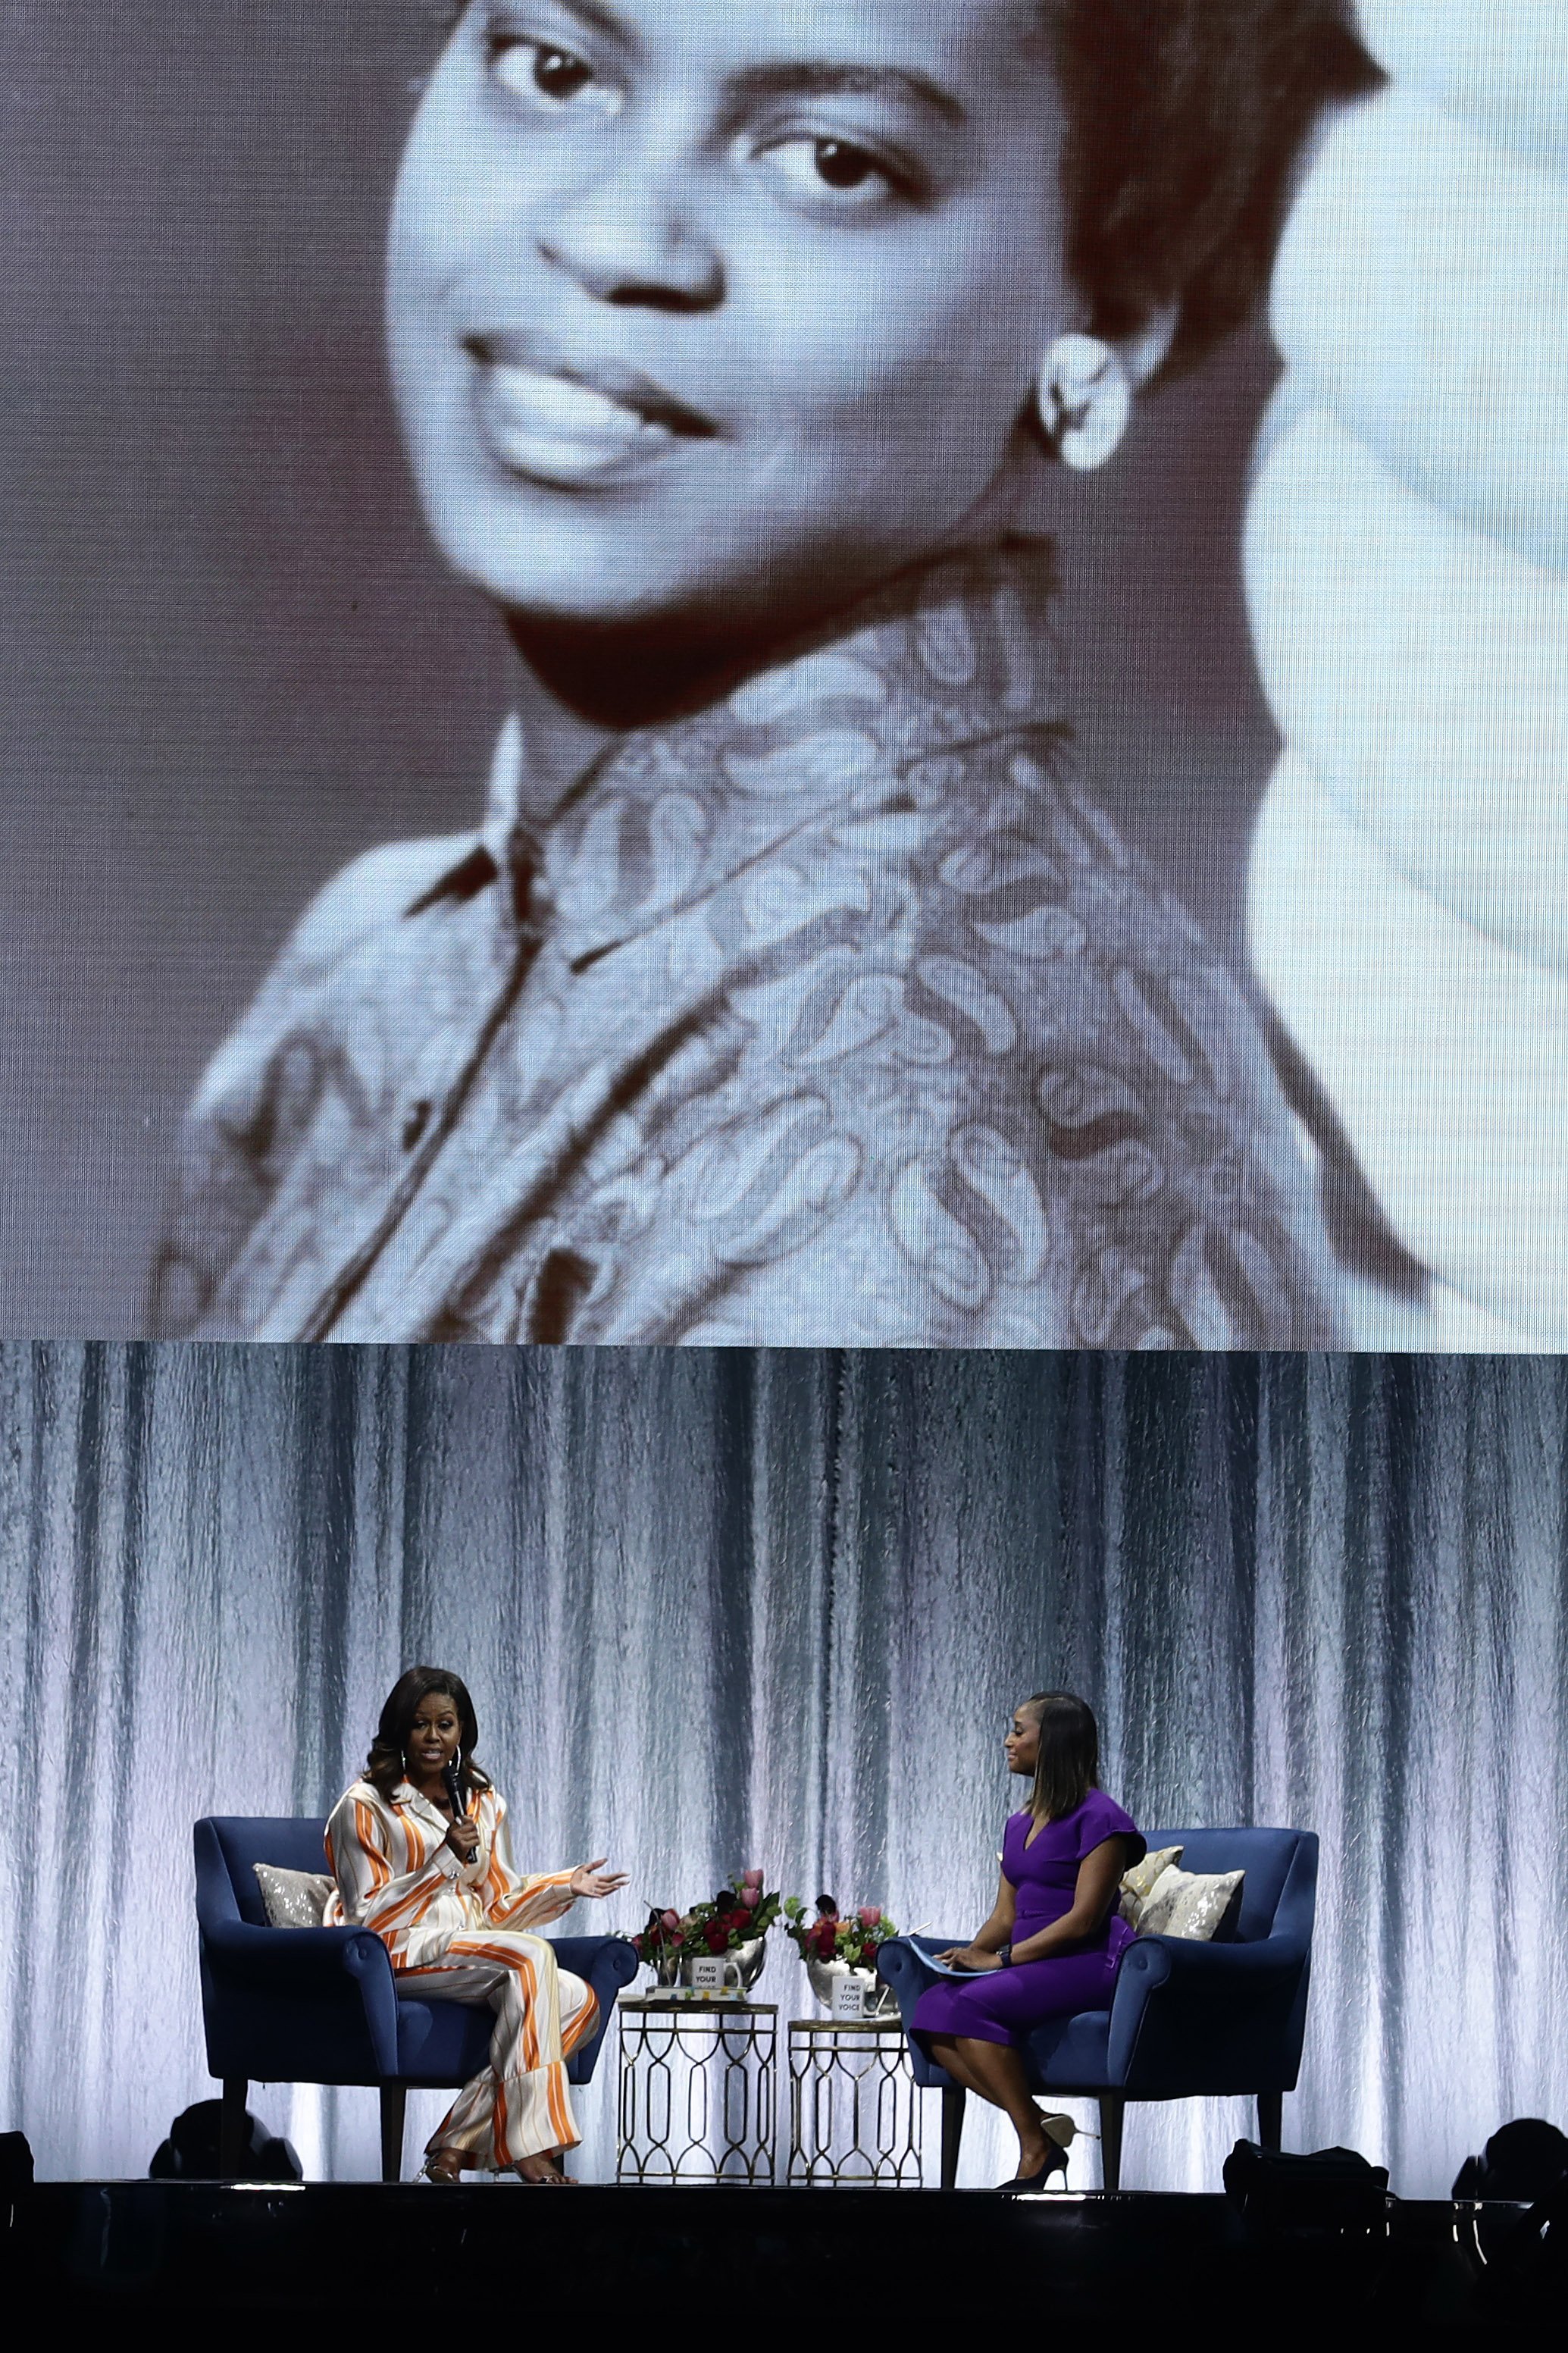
831,1972,866,2021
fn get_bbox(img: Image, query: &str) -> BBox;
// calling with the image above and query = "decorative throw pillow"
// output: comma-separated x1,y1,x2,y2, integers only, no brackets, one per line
1136,1865,1244,1942
1167,1868,1244,1941
1118,1846,1184,1928
253,1863,333,1929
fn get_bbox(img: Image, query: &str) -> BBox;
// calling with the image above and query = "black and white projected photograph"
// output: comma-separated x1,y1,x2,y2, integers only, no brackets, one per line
5,2,1564,1347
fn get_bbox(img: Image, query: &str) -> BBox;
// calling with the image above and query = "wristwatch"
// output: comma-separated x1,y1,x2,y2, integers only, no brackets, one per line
996,1944,1012,1967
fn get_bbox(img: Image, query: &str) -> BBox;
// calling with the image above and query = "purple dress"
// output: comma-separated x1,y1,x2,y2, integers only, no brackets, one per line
912,1792,1144,2049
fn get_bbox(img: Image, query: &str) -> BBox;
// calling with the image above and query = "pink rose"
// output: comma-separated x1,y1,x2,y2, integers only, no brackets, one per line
743,1867,764,1887
662,1910,681,1931
736,1886,757,1910
858,1907,882,1929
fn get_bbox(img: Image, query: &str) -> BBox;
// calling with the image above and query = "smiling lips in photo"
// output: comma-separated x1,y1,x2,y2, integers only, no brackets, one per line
465,330,721,489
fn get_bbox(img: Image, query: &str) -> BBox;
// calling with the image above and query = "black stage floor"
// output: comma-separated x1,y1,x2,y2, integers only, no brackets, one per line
4,2182,1550,2328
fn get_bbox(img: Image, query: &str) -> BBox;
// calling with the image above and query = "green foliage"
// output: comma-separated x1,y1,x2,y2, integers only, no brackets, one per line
631,1874,780,1960
782,1896,899,1971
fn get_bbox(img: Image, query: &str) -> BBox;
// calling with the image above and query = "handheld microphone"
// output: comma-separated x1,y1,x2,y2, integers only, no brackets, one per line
443,1762,474,1865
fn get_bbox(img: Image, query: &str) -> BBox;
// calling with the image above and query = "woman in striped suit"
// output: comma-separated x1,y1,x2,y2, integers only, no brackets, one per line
324,1664,628,2184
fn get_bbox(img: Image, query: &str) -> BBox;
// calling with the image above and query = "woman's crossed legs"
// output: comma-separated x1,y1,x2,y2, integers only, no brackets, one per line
402,1930,599,2184
923,2033,1060,2184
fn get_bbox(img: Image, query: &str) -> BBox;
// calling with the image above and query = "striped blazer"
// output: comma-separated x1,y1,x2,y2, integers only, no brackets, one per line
323,1778,575,1973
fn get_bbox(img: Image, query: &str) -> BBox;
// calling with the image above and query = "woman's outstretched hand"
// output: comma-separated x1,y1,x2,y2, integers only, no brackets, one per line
934,1944,1003,1972
570,1857,630,1902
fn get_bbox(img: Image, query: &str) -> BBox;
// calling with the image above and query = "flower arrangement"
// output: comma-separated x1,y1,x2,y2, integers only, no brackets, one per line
782,1893,899,1971
631,1869,782,1971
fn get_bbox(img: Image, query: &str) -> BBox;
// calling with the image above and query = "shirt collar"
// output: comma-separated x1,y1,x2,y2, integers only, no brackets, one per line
433,536,1065,967
391,1779,449,1825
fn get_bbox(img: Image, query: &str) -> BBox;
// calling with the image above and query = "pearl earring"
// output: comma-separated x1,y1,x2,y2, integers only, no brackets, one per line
1038,334,1133,472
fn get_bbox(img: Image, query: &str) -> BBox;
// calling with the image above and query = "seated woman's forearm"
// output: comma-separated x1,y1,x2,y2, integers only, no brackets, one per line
1008,1905,1108,1964
975,1897,1017,1948
489,1867,577,1930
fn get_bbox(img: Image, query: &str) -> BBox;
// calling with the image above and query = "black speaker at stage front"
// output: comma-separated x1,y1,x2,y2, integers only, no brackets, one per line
1452,2117,1568,2204
1222,2138,1389,2229
149,2100,302,2182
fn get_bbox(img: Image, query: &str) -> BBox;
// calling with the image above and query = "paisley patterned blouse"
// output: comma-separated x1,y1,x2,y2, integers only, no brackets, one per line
149,540,1338,1345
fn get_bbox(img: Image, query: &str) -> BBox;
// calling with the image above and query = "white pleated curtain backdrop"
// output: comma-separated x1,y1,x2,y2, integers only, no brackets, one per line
2,1346,1566,2192
1246,1,1568,1339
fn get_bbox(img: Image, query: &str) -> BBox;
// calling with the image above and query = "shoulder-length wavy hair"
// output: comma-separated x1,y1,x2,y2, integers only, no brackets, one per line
365,1665,494,1802
1025,1690,1101,1822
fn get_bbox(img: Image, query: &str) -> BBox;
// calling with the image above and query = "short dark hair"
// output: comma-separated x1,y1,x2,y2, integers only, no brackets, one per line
1025,1690,1100,1821
1049,0,1381,378
365,1664,493,1800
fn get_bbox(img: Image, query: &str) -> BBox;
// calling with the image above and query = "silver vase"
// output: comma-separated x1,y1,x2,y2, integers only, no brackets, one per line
677,1935,766,1992
804,1954,899,2018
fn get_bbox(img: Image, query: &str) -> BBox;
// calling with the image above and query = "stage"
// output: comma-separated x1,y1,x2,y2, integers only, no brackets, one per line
4,1350,1566,2327
5,2181,1541,2328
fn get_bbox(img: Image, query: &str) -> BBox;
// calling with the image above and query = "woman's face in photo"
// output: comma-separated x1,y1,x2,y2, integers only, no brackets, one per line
388,0,1070,644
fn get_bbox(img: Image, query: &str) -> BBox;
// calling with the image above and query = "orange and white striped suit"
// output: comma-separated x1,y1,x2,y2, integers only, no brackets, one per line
323,1778,599,2169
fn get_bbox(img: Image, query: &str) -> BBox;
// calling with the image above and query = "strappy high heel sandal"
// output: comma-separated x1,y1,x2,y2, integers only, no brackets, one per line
419,2152,465,2185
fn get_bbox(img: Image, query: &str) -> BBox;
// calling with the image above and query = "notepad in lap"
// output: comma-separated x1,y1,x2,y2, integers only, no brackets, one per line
906,1935,994,1977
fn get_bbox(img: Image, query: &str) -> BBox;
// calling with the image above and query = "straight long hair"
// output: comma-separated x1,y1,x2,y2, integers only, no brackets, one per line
365,1665,493,1802
1025,1690,1100,1821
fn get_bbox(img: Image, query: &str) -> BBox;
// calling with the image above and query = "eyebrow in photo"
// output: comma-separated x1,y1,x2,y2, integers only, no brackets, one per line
482,0,974,127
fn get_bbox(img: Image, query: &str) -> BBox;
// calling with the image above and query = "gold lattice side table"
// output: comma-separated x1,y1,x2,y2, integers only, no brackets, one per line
616,1997,778,2184
786,2016,922,2187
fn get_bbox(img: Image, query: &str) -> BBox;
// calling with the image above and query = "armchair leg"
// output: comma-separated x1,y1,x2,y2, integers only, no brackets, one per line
220,2079,249,2178
1257,2088,1283,2152
380,2085,408,2185
940,2087,967,2191
1098,2094,1125,2193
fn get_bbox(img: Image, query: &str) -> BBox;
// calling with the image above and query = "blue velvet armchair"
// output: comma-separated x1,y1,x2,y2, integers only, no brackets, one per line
195,1816,639,2180
877,1826,1317,2191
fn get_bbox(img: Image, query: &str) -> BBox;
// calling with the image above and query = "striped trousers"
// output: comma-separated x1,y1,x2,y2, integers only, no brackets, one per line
401,1932,600,2169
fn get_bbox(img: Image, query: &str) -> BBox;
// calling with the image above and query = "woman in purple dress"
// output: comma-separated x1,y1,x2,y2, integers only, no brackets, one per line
912,1690,1142,2191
